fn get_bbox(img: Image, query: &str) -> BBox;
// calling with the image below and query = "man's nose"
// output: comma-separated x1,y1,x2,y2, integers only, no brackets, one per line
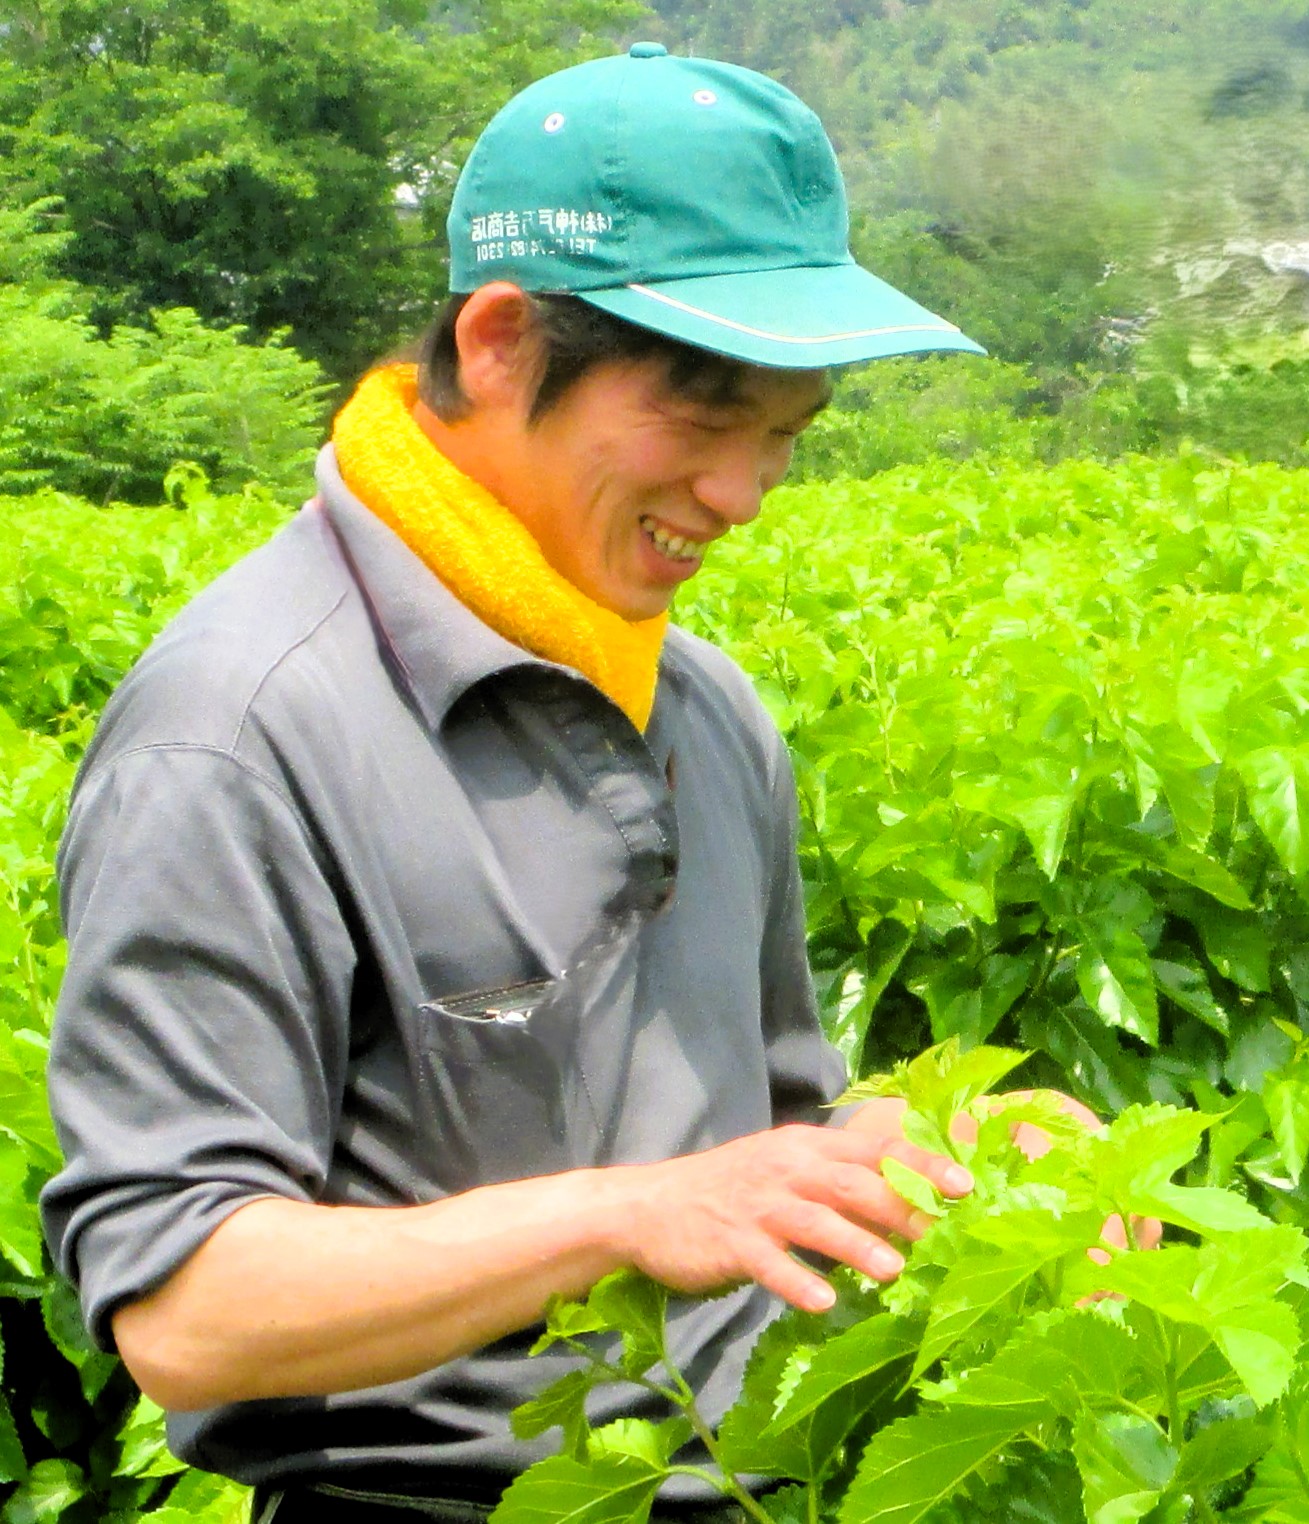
690,443,768,526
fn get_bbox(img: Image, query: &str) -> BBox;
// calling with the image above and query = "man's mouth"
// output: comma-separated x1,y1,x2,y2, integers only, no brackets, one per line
639,515,710,563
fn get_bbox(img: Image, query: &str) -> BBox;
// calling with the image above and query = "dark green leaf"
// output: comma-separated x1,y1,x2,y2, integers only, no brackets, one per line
1151,957,1229,1036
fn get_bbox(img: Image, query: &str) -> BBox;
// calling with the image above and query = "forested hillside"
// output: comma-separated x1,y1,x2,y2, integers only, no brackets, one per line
640,0,1309,465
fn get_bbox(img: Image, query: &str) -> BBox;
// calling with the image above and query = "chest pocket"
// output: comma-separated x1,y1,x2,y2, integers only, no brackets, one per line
417,911,647,1193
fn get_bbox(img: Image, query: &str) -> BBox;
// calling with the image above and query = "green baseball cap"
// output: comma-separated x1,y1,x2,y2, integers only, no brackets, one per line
447,43,984,370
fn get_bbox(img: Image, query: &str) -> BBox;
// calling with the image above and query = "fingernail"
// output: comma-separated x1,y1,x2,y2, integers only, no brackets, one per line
869,1245,905,1279
944,1165,974,1195
907,1210,936,1237
805,1283,836,1312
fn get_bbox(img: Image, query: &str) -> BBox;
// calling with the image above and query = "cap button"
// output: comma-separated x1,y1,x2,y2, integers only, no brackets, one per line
628,41,668,58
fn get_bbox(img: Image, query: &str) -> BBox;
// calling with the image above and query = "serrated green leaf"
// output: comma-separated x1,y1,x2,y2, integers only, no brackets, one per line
1073,1411,1176,1524
0,1390,25,1485
587,1272,668,1380
0,1146,42,1280
1189,905,1272,994
40,1278,118,1403
839,1402,1046,1524
760,1483,810,1523
487,1447,664,1524
532,1297,608,1355
510,1369,597,1452
926,1307,1155,1418
767,1314,918,1436
113,1394,186,1480
1174,1412,1272,1495
142,1468,250,1524
911,1225,1095,1380
587,1417,690,1469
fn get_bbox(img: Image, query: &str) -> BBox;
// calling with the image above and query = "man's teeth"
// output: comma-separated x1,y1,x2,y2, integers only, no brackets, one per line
640,516,707,561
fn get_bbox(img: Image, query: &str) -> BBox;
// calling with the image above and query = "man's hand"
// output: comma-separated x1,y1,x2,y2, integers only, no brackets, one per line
609,1118,973,1314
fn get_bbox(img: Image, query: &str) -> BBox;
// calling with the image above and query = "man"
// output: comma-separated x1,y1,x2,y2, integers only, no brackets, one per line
43,45,993,1523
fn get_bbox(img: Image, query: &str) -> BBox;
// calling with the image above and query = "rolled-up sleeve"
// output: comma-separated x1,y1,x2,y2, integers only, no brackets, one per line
40,743,356,1350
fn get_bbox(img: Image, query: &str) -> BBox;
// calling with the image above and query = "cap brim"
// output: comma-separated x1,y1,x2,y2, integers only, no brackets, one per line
576,263,986,369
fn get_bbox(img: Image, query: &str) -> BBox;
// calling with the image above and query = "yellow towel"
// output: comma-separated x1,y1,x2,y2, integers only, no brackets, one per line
333,364,667,731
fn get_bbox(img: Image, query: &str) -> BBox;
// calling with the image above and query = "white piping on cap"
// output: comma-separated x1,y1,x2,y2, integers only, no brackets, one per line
625,283,964,345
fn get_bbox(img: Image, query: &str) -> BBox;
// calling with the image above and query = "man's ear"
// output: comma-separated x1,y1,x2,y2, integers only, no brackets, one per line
453,283,541,413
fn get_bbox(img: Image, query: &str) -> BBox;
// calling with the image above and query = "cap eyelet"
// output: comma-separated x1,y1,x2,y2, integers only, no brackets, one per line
692,89,718,106
543,112,566,134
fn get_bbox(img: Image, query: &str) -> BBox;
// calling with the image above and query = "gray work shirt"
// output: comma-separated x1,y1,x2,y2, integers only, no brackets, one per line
40,447,846,1497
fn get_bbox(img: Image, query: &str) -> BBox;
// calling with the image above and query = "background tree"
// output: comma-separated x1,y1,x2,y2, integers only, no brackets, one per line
0,0,639,383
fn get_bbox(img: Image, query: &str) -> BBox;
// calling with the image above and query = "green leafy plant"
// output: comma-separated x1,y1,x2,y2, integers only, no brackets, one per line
681,453,1309,1229
491,1041,1309,1524
0,478,286,1521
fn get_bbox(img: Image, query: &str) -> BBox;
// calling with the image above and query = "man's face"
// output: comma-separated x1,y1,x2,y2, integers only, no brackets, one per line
497,358,830,621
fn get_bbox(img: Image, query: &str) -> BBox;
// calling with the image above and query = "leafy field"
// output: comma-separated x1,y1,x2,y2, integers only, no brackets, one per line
2,453,1308,1520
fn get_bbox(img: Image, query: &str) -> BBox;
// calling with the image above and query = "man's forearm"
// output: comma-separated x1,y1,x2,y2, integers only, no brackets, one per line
112,1117,972,1412
112,1168,632,1411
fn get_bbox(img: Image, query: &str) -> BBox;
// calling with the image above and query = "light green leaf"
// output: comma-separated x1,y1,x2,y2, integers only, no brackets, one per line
925,1307,1154,1418
1210,1302,1303,1409
1,1458,87,1524
767,1315,918,1436
1075,920,1159,1045
509,1369,596,1450
587,1417,690,1469
1237,745,1309,878
113,1394,186,1480
1174,1412,1272,1495
487,1445,665,1524
912,1225,1096,1380
839,1403,1047,1524
1263,1067,1309,1186
880,1158,943,1218
0,1147,42,1280
587,1272,668,1380
1073,1412,1176,1524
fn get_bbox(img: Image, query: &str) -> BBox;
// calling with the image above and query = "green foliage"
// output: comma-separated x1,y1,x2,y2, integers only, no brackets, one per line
679,453,1309,1234
0,0,641,381
0,202,330,503
493,1041,1309,1523
0,476,287,1521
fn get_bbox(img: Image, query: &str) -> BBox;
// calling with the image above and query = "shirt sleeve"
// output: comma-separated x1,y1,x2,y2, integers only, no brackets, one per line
757,735,849,1126
40,743,357,1351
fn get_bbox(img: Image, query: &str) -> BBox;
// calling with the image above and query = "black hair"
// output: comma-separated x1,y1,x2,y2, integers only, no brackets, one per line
415,291,753,425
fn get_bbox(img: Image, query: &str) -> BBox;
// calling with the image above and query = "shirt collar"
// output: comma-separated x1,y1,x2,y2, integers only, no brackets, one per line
315,444,553,732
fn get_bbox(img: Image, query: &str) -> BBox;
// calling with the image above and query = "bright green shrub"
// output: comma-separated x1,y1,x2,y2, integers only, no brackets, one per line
683,451,1309,1229
0,476,287,1522
0,204,330,504
492,1042,1309,1523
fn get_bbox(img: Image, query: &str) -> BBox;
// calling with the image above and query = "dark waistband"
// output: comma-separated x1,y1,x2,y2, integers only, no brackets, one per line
253,1480,752,1524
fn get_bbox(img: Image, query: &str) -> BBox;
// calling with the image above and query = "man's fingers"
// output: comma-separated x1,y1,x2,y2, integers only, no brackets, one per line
1133,1215,1164,1251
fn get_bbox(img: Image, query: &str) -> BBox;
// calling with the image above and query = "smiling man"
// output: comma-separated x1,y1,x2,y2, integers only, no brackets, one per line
43,45,988,1524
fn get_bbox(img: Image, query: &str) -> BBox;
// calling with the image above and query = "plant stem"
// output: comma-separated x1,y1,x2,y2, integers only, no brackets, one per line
1164,1329,1183,1442
1193,1494,1221,1524
675,1401,776,1524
